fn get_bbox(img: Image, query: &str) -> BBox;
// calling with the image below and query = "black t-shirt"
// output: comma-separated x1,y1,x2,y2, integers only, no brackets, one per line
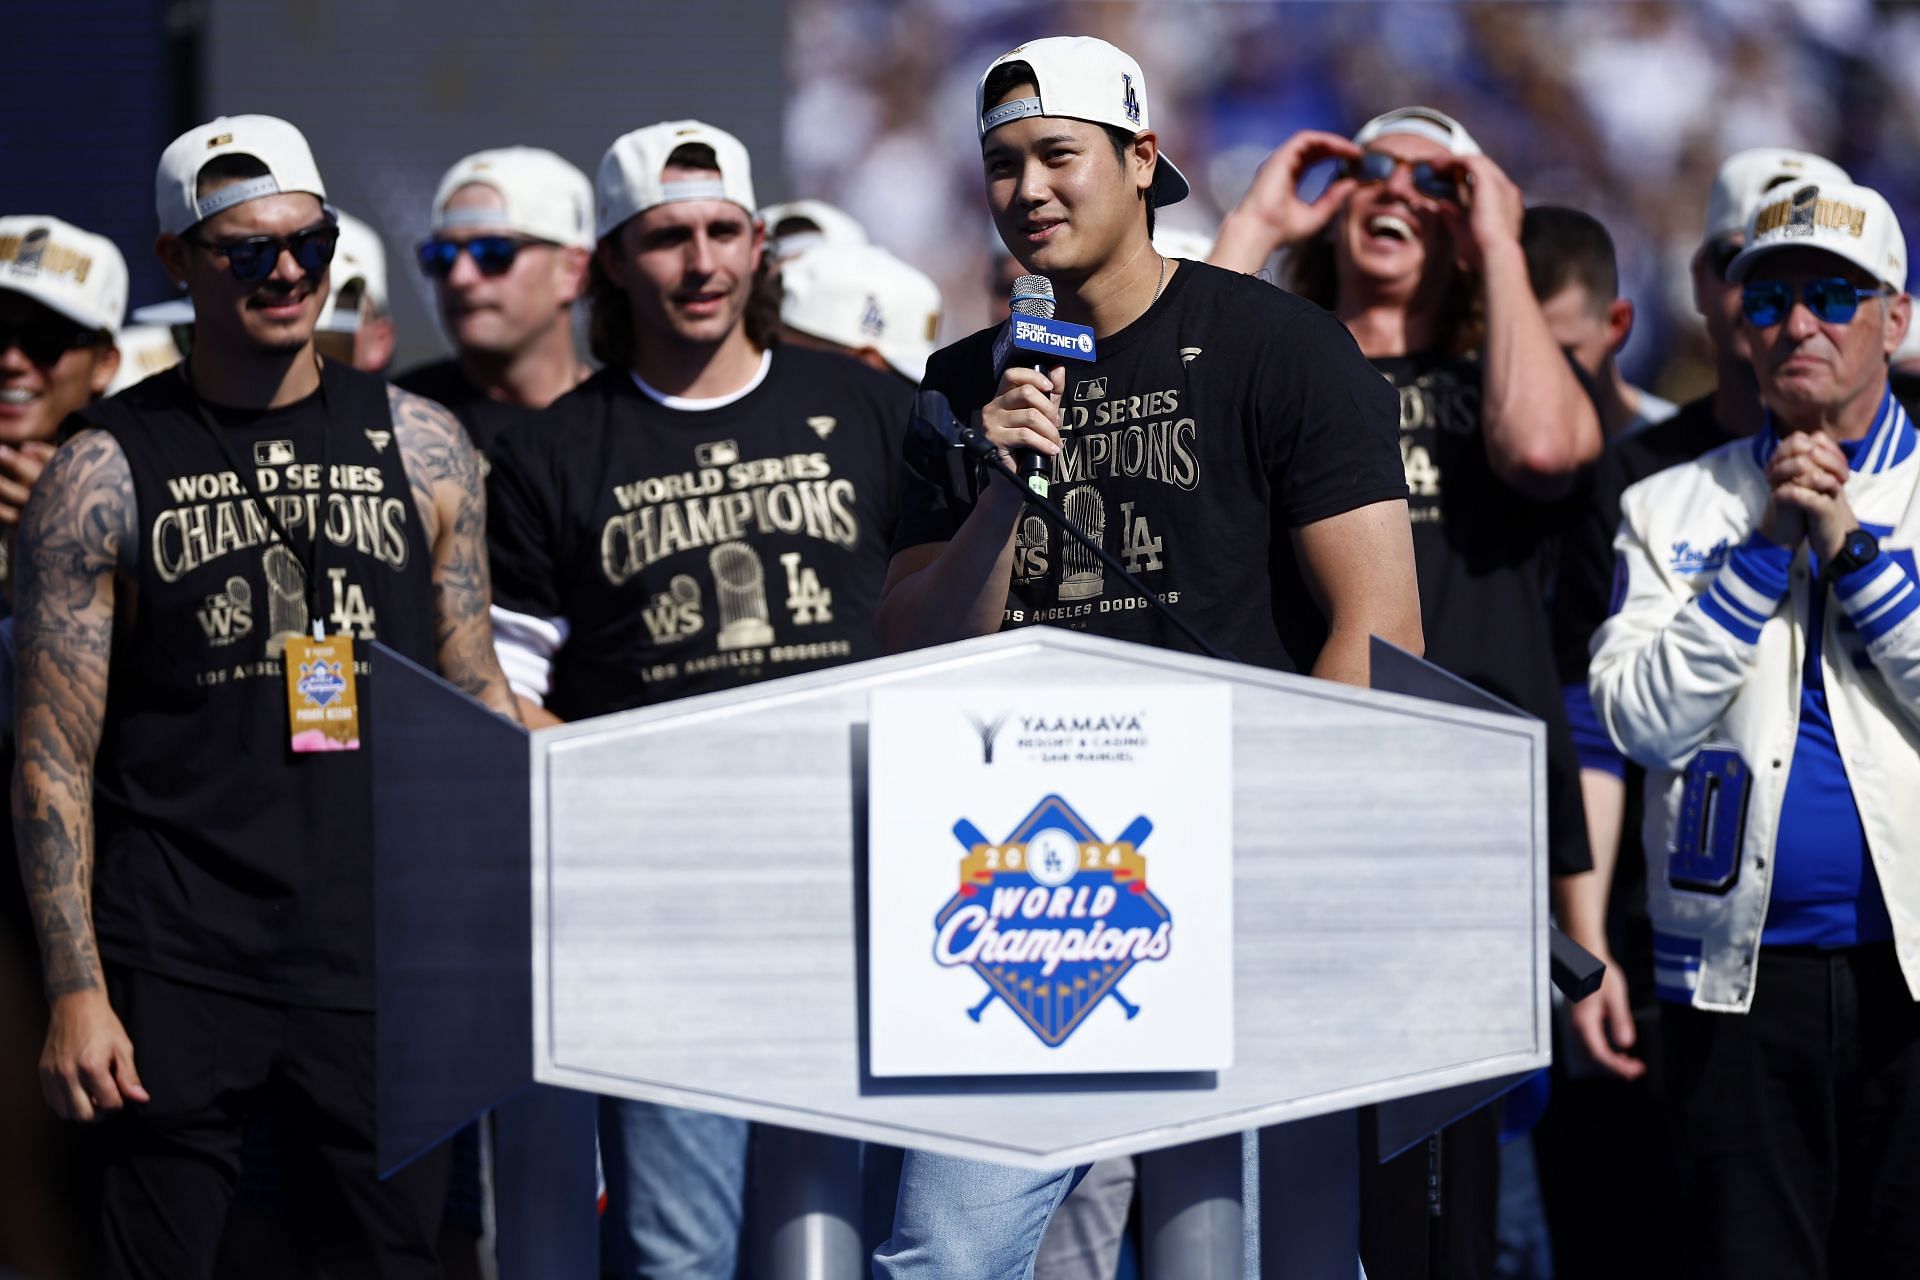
73,362,438,1009
394,357,545,460
1380,349,1591,876
1552,393,1734,683
487,348,910,719
891,261,1406,672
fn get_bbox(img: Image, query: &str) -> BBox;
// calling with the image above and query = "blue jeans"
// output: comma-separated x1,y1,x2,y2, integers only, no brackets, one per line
599,1098,749,1280
873,1153,1086,1280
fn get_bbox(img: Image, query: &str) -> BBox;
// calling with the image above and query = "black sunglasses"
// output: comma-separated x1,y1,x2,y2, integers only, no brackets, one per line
184,223,339,282
1740,277,1888,328
416,236,535,279
1341,150,1459,203
0,318,102,366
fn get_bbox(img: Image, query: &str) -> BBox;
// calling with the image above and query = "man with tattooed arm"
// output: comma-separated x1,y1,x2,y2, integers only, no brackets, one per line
12,114,516,1278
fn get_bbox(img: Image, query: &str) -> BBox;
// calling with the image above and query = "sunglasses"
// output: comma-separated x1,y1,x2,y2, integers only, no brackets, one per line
1739,277,1889,328
1341,150,1459,203
416,236,535,278
184,223,340,282
0,318,102,366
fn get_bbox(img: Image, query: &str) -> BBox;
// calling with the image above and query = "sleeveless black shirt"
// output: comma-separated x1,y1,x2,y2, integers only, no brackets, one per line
78,361,436,1009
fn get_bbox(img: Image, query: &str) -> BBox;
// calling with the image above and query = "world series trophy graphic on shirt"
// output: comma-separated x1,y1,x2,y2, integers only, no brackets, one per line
710,541,776,650
1059,487,1106,601
262,544,308,659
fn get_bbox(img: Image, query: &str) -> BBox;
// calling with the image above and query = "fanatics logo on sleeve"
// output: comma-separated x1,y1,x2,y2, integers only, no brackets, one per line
933,795,1172,1047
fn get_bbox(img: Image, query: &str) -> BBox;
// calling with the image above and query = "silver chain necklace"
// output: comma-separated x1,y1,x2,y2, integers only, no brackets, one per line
1150,253,1167,307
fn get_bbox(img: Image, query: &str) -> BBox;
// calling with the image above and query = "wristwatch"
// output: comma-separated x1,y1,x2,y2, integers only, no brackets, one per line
1823,527,1880,584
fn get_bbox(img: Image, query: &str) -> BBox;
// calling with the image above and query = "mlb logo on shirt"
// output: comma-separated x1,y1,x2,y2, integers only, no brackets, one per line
1075,378,1107,401
696,440,740,467
254,440,296,466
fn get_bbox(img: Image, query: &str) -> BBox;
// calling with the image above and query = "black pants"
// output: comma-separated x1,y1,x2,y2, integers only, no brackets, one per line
1357,1105,1498,1280
1661,944,1920,1280
98,966,451,1280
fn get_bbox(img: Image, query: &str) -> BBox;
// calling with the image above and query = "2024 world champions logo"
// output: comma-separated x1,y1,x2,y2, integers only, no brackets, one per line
933,795,1172,1047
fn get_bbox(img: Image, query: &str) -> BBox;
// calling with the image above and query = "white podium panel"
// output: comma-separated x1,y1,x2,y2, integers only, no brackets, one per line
866,683,1235,1078
529,630,1546,1170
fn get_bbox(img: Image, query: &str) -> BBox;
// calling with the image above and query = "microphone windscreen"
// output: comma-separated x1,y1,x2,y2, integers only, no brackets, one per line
1010,274,1055,319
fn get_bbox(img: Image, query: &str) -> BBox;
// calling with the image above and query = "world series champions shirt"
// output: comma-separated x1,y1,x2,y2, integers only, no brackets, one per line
486,347,910,719
73,361,437,1009
891,261,1407,673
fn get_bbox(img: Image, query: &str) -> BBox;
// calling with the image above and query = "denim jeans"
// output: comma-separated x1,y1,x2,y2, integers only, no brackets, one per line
599,1098,749,1280
873,1152,1086,1280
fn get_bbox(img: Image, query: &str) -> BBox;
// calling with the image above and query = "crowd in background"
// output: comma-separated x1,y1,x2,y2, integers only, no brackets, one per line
788,0,1920,393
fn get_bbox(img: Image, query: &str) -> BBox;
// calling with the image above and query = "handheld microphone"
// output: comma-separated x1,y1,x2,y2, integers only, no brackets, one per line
994,274,1097,498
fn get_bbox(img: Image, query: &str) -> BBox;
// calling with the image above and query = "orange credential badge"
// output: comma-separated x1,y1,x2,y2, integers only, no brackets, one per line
284,633,361,752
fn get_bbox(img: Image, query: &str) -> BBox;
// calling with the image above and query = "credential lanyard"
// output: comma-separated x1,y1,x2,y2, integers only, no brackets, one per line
183,358,335,639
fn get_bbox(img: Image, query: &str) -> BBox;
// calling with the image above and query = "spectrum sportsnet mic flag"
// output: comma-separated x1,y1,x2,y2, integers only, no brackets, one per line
991,312,1098,371
865,684,1233,1077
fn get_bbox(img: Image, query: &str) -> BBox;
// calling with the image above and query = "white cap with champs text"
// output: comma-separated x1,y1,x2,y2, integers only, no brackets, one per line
976,36,1190,208
0,216,128,334
1729,179,1906,293
432,147,594,250
596,120,756,241
156,115,327,236
1702,148,1851,245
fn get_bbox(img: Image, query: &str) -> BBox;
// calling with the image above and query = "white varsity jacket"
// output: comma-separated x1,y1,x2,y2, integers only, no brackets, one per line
1590,389,1920,1012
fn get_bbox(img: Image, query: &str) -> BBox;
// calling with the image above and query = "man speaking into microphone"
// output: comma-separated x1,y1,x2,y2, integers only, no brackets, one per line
876,36,1419,687
872,35,1422,1277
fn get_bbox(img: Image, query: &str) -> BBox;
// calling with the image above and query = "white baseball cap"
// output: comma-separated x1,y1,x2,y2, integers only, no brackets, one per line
108,323,184,395
0,215,128,334
976,36,1190,208
156,114,328,236
596,120,756,241
1703,148,1851,244
1352,106,1483,157
762,200,868,260
1729,179,1907,292
780,243,942,383
317,210,387,334
431,147,594,250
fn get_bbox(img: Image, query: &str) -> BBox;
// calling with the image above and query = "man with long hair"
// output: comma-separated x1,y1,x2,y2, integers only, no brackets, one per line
1210,106,1602,1276
484,118,911,1280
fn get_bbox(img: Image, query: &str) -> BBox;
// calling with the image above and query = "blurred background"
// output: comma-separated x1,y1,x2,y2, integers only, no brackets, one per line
3,0,1917,404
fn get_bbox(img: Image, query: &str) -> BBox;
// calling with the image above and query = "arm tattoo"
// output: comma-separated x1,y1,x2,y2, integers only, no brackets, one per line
388,388,521,722
12,430,134,998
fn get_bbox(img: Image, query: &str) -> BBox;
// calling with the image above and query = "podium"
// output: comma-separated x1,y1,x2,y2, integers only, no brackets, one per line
372,629,1547,1278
